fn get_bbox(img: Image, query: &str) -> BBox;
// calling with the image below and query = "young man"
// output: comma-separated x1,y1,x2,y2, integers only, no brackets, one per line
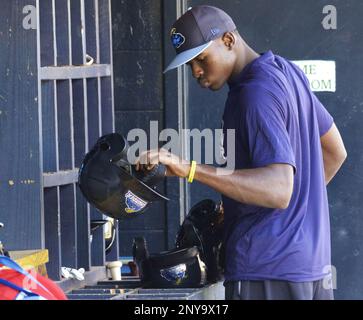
137,5,347,300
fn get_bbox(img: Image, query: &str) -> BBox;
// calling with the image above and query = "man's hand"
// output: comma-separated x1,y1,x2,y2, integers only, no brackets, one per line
136,149,191,178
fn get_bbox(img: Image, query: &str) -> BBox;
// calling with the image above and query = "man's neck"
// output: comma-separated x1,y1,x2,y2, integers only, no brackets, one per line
229,44,260,83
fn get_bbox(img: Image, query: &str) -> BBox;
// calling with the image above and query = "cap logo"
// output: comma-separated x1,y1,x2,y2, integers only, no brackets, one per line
210,28,221,36
170,28,185,49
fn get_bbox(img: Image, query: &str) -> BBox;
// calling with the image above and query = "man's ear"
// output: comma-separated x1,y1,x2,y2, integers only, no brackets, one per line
221,32,236,50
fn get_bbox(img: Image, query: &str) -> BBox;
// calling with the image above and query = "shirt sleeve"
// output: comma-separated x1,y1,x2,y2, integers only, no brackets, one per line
312,93,334,137
243,87,297,174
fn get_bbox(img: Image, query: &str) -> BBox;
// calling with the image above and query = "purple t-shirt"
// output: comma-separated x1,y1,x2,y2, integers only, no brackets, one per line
222,51,334,282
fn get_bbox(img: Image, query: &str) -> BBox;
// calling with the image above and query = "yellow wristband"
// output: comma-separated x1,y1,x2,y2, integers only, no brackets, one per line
188,161,197,183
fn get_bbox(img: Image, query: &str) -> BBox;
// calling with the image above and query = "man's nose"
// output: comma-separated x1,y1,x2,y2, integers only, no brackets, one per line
190,63,203,79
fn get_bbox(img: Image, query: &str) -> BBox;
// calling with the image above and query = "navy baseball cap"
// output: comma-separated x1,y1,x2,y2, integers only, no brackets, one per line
164,5,236,73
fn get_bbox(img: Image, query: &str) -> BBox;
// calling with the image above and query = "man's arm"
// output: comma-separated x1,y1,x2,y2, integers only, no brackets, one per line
320,123,347,185
137,151,294,210
194,163,294,209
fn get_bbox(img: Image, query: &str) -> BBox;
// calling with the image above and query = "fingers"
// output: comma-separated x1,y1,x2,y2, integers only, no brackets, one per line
136,149,160,171
135,149,187,178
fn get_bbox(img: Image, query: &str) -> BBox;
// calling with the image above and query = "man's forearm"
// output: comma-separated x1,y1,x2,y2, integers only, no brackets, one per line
320,123,347,186
194,164,294,209
322,150,347,185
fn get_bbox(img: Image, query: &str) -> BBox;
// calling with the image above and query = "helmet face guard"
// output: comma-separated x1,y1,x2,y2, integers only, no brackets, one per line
78,133,169,220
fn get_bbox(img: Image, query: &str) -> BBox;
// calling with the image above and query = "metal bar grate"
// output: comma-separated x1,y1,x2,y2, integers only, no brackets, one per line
37,0,116,280
40,65,111,80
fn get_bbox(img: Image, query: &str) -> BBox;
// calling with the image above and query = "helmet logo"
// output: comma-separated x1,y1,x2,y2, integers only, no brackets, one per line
170,28,185,49
125,191,148,214
160,264,187,284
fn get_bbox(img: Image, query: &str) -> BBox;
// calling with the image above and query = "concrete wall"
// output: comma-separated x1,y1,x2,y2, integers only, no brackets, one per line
111,0,168,257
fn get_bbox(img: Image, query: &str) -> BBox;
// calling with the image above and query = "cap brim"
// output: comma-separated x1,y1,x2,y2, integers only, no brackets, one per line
163,41,213,73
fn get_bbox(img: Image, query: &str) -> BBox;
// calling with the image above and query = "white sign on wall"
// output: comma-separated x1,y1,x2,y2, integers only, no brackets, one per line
292,60,336,92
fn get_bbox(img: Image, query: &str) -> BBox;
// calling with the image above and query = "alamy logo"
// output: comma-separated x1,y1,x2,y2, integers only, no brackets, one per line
22,5,36,30
322,5,337,30
171,28,185,49
127,121,236,176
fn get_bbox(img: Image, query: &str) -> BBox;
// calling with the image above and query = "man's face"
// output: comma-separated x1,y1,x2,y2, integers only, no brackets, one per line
186,38,235,91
